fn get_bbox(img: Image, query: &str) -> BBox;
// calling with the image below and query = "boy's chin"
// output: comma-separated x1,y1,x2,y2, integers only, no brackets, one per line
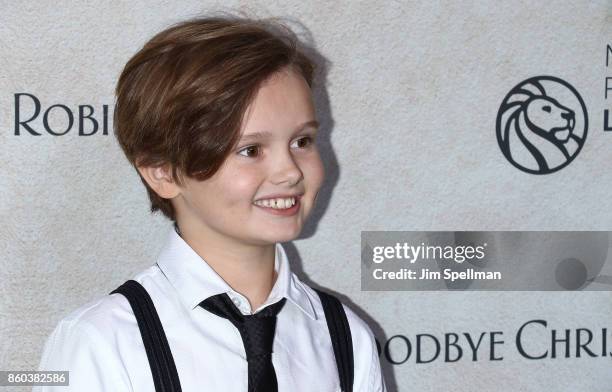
253,227,302,244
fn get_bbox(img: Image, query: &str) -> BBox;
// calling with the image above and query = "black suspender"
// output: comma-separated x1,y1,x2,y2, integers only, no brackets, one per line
313,288,354,392
110,280,354,392
111,281,182,392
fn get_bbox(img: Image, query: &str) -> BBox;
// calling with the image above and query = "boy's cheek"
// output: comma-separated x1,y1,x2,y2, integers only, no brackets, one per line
307,157,325,189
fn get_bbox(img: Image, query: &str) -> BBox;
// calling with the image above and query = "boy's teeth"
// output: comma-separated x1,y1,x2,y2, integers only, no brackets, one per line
254,197,296,209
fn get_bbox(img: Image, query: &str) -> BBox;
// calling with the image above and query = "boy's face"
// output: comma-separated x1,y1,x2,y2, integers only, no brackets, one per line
172,68,324,246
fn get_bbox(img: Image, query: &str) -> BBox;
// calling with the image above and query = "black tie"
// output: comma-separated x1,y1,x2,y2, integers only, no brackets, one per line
200,293,286,392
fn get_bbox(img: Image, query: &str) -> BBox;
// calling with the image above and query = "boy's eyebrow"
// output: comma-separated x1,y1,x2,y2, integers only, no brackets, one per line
240,120,319,141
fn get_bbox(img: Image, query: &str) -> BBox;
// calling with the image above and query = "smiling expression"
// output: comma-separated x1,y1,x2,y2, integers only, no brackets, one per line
172,67,325,246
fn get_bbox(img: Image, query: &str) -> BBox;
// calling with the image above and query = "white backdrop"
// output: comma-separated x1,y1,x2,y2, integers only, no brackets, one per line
2,1,612,391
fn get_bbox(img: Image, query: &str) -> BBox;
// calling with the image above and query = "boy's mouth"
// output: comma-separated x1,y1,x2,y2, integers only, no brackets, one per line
252,195,301,216
253,195,301,210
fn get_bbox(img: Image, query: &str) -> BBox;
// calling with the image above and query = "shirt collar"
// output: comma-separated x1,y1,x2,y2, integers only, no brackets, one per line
155,226,317,320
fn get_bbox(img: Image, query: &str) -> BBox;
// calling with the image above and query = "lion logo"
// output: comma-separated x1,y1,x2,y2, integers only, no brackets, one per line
496,76,588,174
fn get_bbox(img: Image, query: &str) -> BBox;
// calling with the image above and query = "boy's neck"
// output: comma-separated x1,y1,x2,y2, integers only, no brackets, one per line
175,221,277,312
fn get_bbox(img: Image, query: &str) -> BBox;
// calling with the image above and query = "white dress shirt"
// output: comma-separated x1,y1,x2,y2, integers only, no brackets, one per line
34,228,387,391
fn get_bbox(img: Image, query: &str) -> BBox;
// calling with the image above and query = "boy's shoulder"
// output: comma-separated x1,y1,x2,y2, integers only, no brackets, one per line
295,277,383,389
35,267,165,388
52,265,162,338
293,276,378,347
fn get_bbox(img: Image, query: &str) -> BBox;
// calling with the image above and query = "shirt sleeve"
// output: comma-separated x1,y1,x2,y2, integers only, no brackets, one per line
32,317,133,392
340,303,388,392
367,335,387,392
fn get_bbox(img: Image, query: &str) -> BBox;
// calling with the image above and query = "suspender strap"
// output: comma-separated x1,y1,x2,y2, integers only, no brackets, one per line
110,280,182,392
314,288,354,392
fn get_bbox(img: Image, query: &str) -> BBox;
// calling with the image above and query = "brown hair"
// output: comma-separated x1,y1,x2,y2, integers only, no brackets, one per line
113,15,316,222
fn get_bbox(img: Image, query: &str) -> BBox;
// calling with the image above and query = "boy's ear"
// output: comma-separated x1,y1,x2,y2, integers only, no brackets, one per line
137,164,181,199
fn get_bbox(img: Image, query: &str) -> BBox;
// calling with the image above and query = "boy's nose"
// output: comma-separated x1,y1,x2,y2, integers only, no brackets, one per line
270,154,303,186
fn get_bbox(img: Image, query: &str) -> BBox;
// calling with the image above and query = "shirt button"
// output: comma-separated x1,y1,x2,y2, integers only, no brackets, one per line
232,297,241,306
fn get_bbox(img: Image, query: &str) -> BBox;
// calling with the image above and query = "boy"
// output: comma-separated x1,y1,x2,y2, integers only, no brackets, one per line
35,15,387,392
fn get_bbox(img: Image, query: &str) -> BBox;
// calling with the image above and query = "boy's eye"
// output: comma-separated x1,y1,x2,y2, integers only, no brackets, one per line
238,145,260,157
291,136,313,149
